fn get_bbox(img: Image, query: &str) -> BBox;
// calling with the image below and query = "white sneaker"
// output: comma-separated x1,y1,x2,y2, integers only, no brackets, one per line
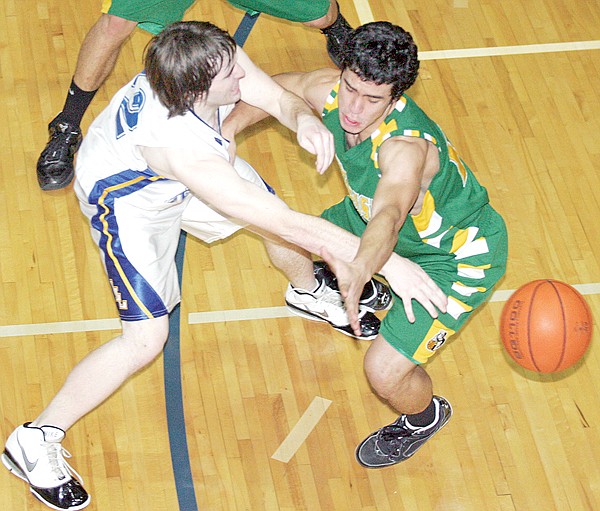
2,423,90,510
313,261,393,311
285,279,380,340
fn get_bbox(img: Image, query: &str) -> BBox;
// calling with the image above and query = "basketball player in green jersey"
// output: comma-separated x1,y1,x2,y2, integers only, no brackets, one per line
224,21,508,468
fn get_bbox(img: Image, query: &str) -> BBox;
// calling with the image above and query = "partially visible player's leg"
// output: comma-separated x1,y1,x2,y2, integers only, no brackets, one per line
2,316,168,510
3,174,188,508
32,317,169,432
72,14,137,94
37,14,137,191
226,0,352,67
304,1,353,67
355,334,452,468
37,0,195,191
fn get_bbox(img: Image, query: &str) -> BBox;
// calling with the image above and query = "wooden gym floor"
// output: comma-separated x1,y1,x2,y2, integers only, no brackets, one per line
1,0,599,509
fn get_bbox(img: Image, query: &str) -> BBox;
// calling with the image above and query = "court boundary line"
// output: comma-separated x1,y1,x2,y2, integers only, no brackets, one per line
1,283,598,337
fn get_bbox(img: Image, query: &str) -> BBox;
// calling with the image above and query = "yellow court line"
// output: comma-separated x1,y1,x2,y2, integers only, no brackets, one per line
271,396,333,463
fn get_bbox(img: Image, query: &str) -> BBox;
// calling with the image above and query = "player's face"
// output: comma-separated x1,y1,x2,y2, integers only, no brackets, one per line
207,53,245,106
337,69,396,136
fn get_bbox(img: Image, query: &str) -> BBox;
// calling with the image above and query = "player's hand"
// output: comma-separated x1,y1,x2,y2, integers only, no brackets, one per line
295,114,334,174
319,247,372,338
382,256,448,322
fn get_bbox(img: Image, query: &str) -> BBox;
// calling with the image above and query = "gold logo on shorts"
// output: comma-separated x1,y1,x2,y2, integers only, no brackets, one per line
109,279,129,311
426,330,448,352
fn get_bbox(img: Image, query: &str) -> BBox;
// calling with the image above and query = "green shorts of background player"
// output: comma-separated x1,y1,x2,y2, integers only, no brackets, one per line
227,0,329,22
102,0,196,34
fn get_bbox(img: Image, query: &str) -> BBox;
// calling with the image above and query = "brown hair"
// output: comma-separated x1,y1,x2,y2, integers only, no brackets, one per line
144,21,236,117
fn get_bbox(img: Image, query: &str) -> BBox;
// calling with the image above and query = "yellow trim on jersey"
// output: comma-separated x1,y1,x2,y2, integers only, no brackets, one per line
395,96,408,112
97,175,164,319
457,262,491,279
323,83,340,114
451,281,487,296
370,119,398,169
447,295,474,320
101,0,112,14
411,190,437,235
447,141,468,186
414,319,455,363
450,227,473,255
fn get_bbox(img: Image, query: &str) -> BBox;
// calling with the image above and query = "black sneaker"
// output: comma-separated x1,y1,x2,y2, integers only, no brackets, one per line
356,396,452,468
285,278,380,340
37,114,82,191
320,5,353,68
2,422,90,509
313,261,393,311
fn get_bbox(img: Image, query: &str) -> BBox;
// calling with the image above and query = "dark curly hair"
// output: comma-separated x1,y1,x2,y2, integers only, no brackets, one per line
144,21,236,117
339,22,419,100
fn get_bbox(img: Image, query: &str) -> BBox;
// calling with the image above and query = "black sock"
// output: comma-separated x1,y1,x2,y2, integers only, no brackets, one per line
57,78,98,127
405,398,437,428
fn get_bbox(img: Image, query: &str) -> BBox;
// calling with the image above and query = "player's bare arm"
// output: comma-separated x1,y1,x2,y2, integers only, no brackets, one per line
235,49,334,172
223,68,339,161
140,144,365,260
329,137,447,327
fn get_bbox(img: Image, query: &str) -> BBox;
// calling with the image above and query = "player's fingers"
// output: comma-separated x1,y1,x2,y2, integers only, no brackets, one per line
403,299,416,323
418,297,439,319
315,133,334,173
428,286,448,313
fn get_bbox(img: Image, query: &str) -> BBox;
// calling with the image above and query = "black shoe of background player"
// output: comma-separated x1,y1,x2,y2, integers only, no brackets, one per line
321,4,353,68
37,114,82,191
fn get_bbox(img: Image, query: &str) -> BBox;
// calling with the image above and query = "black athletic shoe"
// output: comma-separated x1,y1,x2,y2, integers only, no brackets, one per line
37,114,82,191
321,6,353,68
313,261,393,311
285,278,380,340
356,396,453,468
2,423,91,509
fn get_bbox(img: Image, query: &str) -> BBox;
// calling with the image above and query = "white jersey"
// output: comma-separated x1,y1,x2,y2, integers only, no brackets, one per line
75,71,233,200
75,72,270,321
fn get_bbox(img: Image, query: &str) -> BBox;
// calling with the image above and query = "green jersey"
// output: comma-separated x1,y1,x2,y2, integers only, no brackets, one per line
320,81,508,364
322,82,491,262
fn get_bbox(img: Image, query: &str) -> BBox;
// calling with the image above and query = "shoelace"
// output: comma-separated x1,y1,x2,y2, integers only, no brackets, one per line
42,125,80,161
45,442,85,485
375,419,414,457
316,283,368,319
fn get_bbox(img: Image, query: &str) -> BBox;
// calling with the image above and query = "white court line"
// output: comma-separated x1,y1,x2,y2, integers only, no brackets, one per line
188,306,294,324
419,40,600,61
271,396,332,463
0,318,121,338
1,284,598,337
351,0,600,60
353,0,374,24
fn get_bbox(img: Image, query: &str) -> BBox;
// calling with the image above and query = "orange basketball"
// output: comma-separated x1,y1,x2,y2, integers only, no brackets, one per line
500,280,593,373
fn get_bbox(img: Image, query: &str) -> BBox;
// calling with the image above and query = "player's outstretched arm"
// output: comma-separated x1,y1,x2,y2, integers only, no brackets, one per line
234,48,334,173
142,144,446,334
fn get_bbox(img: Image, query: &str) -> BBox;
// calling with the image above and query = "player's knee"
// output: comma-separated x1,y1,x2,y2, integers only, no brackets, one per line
364,342,415,401
99,13,137,43
122,318,169,369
